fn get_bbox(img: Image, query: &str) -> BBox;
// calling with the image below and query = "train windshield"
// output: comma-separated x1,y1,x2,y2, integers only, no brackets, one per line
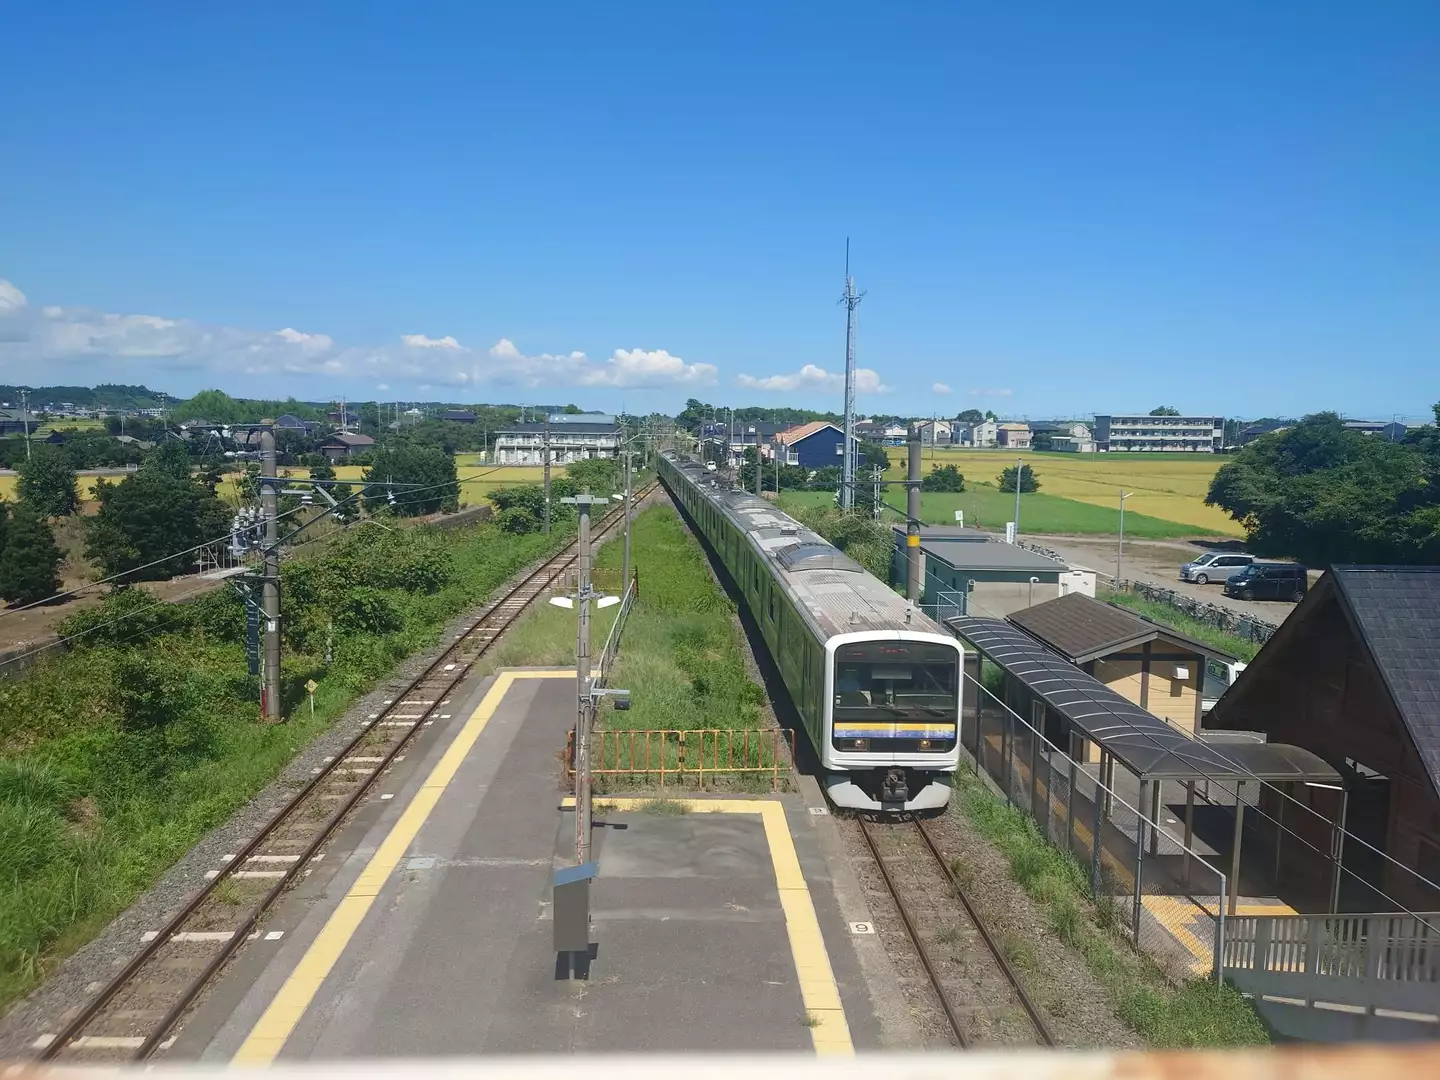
833,640,959,725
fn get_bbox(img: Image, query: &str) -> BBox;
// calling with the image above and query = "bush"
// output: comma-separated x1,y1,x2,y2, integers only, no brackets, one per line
997,464,1040,493
922,464,966,493
497,507,540,534
333,587,405,635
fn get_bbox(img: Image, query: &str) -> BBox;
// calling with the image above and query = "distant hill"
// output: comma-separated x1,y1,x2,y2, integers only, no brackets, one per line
0,383,175,409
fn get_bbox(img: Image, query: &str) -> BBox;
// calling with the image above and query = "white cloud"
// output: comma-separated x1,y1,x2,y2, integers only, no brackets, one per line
0,280,27,313
967,387,1014,398
400,333,463,350
0,277,714,393
736,363,888,394
475,339,716,389
932,382,952,395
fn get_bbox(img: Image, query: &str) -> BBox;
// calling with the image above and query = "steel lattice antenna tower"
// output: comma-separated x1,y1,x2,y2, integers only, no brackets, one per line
840,239,865,510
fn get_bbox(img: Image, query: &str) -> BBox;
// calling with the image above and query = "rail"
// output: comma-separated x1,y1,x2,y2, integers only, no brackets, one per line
35,488,651,1064
855,815,1056,1048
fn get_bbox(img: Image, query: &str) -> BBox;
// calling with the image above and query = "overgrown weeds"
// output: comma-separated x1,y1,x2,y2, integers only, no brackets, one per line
0,517,568,1007
952,770,1267,1048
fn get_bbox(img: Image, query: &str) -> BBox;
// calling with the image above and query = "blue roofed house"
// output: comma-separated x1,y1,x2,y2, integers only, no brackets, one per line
773,421,863,469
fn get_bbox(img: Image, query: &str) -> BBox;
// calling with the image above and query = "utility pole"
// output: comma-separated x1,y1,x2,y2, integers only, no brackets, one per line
1012,458,1024,540
622,443,633,593
543,422,552,535
260,420,282,722
19,389,32,461
562,492,607,863
1116,490,1134,584
872,465,883,522
906,430,922,602
840,239,864,510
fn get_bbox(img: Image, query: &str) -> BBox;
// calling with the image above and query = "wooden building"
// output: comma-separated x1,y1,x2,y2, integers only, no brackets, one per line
1206,567,1440,911
1008,593,1233,760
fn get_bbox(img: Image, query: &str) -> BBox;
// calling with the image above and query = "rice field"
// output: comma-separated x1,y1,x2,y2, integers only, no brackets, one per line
0,463,562,511
887,448,1241,536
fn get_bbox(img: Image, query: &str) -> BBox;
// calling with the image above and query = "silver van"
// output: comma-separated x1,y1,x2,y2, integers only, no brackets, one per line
1180,552,1253,585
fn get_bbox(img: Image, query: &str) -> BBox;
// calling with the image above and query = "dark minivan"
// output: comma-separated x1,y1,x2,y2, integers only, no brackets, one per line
1223,562,1308,602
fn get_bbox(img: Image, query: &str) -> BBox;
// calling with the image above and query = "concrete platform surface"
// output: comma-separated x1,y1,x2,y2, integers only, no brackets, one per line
195,670,878,1060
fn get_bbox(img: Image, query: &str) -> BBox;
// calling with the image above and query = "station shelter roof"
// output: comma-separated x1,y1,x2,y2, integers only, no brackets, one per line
949,617,1338,786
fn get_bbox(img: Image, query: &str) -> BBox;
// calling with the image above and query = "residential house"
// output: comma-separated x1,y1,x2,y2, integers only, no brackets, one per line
1342,419,1410,442
1206,567,1440,910
275,413,321,434
996,422,1032,450
879,422,909,447
915,419,953,446
318,431,376,461
492,419,621,466
774,421,862,469
440,409,477,424
0,409,39,437
1237,420,1290,445
969,419,998,448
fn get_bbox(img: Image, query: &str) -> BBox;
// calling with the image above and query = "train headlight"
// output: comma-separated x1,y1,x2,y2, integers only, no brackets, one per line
918,739,932,750
849,738,869,750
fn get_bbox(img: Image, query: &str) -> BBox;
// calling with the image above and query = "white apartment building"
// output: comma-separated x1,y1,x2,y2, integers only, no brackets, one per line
1092,414,1224,452
492,420,621,465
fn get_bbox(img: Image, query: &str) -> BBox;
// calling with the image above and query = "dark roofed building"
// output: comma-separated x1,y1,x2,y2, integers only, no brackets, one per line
892,527,1095,621
1207,567,1440,910
1008,593,1235,750
440,409,477,424
318,431,376,461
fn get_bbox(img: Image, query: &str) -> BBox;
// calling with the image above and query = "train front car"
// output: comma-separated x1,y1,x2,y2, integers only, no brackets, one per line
823,631,963,811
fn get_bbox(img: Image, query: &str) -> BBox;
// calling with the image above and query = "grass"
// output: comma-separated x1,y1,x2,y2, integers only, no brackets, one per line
487,505,777,783
0,517,573,1008
897,449,1241,536
1102,589,1261,662
952,769,1269,1048
638,797,691,815
778,487,1205,540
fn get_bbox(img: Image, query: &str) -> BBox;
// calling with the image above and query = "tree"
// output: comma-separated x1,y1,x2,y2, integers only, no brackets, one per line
363,444,459,516
998,464,1040,493
86,469,234,579
955,409,985,425
922,465,966,493
1149,406,1181,416
1031,431,1054,451
1206,410,1440,567
144,437,193,480
858,441,890,470
0,506,63,604
16,444,79,518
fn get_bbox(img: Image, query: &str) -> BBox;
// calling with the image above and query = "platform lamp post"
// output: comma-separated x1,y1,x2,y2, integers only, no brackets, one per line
551,492,624,864
1116,490,1134,585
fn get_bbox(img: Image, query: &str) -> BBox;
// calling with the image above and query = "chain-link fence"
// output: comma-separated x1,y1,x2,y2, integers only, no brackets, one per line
964,670,1229,982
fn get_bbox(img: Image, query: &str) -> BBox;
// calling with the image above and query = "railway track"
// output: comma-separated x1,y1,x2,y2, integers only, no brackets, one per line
855,814,1056,1049
36,485,655,1064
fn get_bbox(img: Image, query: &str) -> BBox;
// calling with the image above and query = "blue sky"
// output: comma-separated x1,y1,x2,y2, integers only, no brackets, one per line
1,2,1436,420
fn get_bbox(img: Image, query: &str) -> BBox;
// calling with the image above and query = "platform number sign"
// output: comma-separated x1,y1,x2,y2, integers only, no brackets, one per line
849,922,876,935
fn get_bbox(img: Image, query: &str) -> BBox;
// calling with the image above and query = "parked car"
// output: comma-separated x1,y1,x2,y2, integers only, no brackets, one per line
1180,552,1254,585
1223,562,1309,602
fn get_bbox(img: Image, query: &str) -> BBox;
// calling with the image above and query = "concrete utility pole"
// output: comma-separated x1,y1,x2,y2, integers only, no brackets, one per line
19,389,32,461
260,421,282,721
906,431,922,602
543,423,552,535
1116,490,1134,584
622,444,633,593
840,240,864,510
563,492,608,863
1012,458,1025,539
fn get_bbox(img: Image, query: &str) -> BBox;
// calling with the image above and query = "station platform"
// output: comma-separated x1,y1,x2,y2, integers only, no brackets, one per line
193,670,884,1060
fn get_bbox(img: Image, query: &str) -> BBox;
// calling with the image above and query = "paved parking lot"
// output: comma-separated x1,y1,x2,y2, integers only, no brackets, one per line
1026,535,1303,625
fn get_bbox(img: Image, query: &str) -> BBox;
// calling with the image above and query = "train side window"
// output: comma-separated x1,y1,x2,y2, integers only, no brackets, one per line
768,587,776,624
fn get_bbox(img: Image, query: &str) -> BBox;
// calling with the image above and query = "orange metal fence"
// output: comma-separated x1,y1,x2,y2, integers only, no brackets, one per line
565,728,794,790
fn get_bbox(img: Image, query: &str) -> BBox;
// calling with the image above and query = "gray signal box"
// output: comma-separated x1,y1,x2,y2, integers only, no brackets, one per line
552,861,598,954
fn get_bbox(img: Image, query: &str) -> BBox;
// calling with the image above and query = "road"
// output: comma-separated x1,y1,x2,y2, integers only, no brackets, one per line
1026,533,1301,625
